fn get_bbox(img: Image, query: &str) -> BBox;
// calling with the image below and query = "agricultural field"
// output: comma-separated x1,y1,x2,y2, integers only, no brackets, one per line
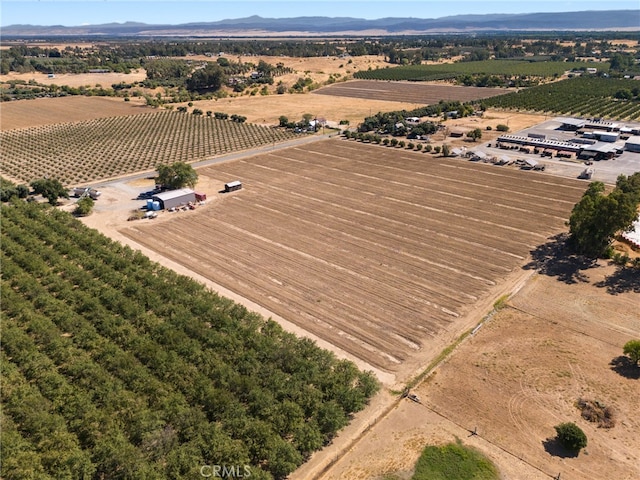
121,138,588,378
0,95,150,131
353,59,607,82
478,76,640,121
322,259,640,480
0,110,300,186
1,200,379,479
312,80,505,104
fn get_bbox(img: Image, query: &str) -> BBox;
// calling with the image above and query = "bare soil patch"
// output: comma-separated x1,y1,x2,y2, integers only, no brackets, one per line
119,138,586,380
0,95,151,131
320,262,640,480
313,80,506,104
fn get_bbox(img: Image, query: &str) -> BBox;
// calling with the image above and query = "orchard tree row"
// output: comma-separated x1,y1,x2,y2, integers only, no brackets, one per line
1,200,379,479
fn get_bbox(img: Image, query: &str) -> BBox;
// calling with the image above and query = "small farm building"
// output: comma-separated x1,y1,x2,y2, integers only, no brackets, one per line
152,188,196,210
224,181,242,192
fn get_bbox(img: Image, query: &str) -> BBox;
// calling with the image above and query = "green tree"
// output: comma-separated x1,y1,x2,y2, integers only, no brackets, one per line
441,144,450,157
568,176,640,257
74,197,94,216
156,162,198,190
623,339,640,366
186,63,225,93
30,178,69,205
467,128,483,142
554,422,587,453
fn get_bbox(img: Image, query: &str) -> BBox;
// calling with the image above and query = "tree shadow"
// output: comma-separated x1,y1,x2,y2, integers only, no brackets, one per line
542,437,580,458
524,234,598,284
609,355,640,380
594,264,640,295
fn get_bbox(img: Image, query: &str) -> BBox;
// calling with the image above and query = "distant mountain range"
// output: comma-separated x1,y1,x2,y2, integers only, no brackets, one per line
3,11,639,36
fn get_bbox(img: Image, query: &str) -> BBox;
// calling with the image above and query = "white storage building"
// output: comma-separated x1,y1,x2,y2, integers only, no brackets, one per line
152,188,196,210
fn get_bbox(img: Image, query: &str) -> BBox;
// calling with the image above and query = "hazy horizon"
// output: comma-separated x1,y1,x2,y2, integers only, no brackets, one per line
2,0,638,28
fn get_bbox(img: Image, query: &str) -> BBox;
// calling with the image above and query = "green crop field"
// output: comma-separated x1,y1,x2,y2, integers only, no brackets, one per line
1,200,379,479
354,60,606,82
0,111,300,186
476,76,640,120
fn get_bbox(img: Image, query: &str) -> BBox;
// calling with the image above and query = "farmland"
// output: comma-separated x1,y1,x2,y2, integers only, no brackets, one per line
0,110,300,186
312,80,505,104
353,60,607,82
121,138,588,377
1,200,379,479
0,95,149,131
477,76,640,121
322,260,640,480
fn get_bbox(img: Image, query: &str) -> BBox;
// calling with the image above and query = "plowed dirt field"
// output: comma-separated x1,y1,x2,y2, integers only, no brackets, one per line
121,138,587,377
313,80,506,104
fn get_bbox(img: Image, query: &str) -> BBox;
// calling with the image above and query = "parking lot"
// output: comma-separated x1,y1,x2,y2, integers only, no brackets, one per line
477,117,640,184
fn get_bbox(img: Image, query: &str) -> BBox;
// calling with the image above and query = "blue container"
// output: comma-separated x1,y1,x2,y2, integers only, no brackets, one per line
146,199,154,210
152,201,161,211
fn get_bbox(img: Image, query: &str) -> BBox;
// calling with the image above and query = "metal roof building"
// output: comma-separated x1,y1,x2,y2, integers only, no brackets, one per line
152,188,196,210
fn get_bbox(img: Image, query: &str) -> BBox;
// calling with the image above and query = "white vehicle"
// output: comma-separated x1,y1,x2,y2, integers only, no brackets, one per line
73,187,102,200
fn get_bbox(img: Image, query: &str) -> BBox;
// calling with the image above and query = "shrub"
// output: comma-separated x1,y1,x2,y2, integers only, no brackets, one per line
496,124,509,132
74,197,94,216
623,339,640,366
554,422,587,453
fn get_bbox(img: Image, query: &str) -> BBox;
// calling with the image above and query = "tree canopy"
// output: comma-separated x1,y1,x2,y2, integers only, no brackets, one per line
623,339,640,366
186,63,226,93
156,162,198,190
1,200,380,479
554,422,587,453
568,173,640,258
30,177,69,205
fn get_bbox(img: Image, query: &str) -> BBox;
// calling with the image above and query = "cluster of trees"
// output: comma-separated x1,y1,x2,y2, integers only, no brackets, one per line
568,173,640,258
0,177,29,202
1,200,379,479
358,101,473,136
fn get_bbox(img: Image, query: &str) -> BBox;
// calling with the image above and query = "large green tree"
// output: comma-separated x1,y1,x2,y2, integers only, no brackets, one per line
30,178,69,205
568,173,640,258
156,162,198,190
186,63,225,93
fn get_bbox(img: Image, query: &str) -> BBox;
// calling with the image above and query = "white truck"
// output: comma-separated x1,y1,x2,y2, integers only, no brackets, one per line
73,187,102,200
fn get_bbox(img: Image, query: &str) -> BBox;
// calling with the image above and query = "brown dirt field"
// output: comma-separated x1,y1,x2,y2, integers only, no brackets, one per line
313,80,506,104
0,69,147,89
0,95,151,131
319,262,640,480
119,138,587,380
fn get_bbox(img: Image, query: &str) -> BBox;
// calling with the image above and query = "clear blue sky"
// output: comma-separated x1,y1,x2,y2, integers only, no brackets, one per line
1,0,638,27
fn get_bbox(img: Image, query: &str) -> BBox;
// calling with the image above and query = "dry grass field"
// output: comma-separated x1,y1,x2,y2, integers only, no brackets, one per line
120,138,587,378
0,95,151,131
322,261,639,480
